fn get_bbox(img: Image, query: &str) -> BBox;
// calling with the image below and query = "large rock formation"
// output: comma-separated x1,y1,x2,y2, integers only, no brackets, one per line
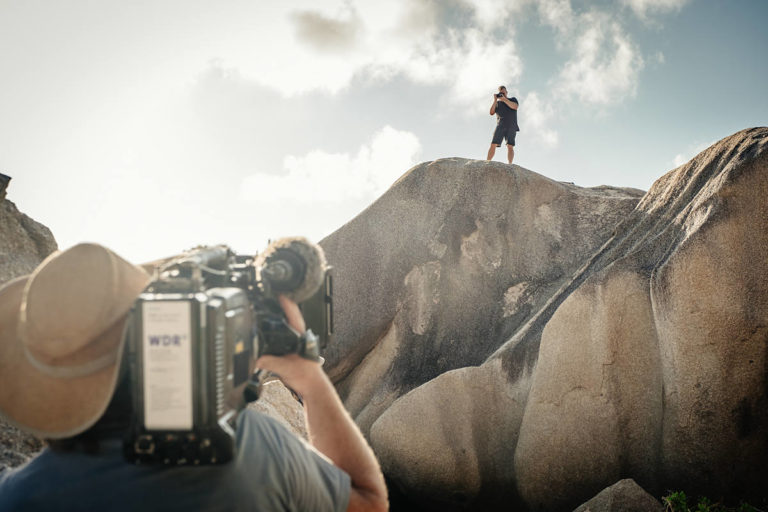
320,127,768,510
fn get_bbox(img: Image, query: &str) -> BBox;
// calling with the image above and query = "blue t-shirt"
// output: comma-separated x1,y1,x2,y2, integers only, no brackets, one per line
0,410,350,512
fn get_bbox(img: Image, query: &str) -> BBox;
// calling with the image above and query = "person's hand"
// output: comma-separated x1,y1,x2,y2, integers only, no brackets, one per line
277,294,305,333
254,294,327,397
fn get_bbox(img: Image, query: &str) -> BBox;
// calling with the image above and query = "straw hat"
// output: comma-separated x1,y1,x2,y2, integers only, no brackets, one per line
0,243,150,438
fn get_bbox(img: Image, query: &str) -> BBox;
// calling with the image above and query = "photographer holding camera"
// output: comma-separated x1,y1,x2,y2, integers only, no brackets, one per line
486,85,519,164
0,243,388,511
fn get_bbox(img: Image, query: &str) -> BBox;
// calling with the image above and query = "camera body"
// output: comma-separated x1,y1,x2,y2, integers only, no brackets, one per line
123,243,332,466
495,92,503,98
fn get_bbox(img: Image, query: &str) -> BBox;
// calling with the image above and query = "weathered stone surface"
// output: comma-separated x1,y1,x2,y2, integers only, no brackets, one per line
0,421,44,474
322,128,768,510
513,128,768,509
0,199,57,285
247,380,307,440
0,174,10,202
573,479,663,512
321,159,641,435
319,158,643,508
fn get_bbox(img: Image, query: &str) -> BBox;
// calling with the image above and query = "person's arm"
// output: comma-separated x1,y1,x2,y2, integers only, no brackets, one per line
255,295,388,512
499,96,518,110
489,95,498,115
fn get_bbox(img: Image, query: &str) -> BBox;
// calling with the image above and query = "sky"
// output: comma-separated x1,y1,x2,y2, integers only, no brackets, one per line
1,0,766,264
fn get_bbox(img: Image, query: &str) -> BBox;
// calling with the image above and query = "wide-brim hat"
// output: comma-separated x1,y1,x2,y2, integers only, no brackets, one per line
0,243,150,438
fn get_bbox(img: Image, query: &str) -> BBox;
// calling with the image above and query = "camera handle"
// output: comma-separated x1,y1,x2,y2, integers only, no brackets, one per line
243,323,321,404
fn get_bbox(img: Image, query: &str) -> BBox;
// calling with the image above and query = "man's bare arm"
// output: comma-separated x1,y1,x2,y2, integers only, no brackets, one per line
490,95,498,115
256,296,389,512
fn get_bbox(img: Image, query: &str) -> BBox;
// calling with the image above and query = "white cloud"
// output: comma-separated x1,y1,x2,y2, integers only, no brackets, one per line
622,0,690,20
229,0,524,111
537,0,575,34
364,3,523,107
672,153,687,167
466,0,531,29
194,0,653,119
552,11,644,105
290,8,361,53
237,125,422,245
240,125,421,204
671,139,714,168
415,28,522,115
521,91,559,148
513,2,645,144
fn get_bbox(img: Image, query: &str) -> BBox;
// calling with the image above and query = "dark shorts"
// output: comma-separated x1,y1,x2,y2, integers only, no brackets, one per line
492,123,517,146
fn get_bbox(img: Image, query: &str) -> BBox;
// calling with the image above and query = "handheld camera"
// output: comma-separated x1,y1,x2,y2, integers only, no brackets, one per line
122,238,333,466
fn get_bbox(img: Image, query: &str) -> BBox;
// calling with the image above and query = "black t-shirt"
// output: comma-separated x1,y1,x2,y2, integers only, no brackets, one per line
495,96,519,131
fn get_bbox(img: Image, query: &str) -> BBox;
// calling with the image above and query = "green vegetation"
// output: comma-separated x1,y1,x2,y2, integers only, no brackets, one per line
662,490,761,512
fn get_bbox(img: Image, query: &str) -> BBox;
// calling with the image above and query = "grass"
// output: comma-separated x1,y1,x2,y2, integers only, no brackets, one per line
662,491,763,512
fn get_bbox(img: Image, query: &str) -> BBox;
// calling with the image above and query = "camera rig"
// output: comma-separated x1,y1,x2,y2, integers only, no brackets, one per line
122,239,332,466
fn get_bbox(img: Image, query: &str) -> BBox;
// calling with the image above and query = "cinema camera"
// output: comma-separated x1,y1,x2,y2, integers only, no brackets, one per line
123,237,333,466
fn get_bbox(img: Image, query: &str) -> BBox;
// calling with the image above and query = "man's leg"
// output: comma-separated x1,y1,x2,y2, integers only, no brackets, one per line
506,130,517,164
489,124,504,160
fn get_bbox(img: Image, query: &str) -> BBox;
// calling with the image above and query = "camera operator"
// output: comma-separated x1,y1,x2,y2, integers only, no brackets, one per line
0,243,388,512
486,85,519,164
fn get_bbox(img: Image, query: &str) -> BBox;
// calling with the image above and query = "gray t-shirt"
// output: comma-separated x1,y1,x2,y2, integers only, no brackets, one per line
0,410,350,511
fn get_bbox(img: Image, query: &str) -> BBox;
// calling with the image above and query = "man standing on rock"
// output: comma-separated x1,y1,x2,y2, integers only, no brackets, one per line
486,85,519,164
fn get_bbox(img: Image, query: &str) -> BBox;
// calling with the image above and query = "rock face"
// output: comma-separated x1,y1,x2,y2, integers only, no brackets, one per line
247,381,308,440
573,479,663,512
0,195,57,472
320,128,768,510
320,157,643,506
321,159,642,434
0,199,57,285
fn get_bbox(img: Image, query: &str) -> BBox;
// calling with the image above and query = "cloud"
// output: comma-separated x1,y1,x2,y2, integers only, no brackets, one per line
671,139,714,168
551,11,644,105
392,27,522,115
537,0,575,34
240,125,421,204
237,0,679,116
273,0,523,110
290,8,360,53
450,29,523,112
465,0,530,29
238,125,421,243
231,0,657,120
622,0,690,19
671,153,687,167
521,91,559,148
513,1,645,144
